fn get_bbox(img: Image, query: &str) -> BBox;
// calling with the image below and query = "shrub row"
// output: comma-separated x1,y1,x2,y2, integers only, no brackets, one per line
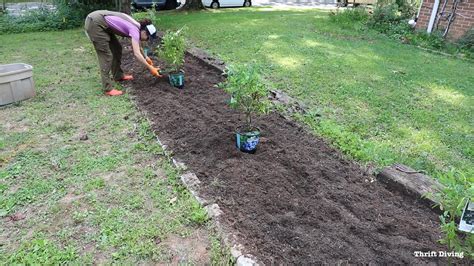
0,0,116,34
329,1,474,58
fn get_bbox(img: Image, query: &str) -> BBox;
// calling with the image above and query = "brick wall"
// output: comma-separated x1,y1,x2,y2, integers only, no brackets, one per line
416,0,474,40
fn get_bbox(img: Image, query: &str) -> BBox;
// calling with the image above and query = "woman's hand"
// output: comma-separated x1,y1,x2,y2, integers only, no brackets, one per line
146,57,153,66
149,66,162,77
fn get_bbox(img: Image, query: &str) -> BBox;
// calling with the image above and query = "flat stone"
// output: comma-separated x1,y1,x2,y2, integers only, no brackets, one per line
270,89,292,105
180,172,201,188
172,158,187,171
237,255,259,266
79,133,88,141
153,131,170,151
205,203,223,218
179,173,210,206
376,163,443,207
187,47,226,73
230,245,243,258
193,194,209,206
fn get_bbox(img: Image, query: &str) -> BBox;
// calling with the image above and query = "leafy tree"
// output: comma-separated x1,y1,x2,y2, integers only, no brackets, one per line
119,0,131,14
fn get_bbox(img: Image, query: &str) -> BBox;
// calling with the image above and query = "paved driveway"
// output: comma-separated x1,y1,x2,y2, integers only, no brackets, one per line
177,0,337,9
252,0,336,8
5,1,337,15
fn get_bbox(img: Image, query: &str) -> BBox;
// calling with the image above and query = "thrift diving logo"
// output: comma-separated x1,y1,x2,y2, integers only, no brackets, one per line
413,251,464,259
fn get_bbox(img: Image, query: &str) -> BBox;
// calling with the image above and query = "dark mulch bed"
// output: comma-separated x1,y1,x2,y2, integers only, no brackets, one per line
121,45,448,264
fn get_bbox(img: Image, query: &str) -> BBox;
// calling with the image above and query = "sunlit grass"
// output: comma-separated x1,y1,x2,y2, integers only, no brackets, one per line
0,29,225,264
139,7,474,175
428,84,466,106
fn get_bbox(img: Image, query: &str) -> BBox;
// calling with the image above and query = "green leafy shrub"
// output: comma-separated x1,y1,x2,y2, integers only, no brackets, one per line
365,0,470,58
377,0,417,18
328,7,369,30
366,1,421,42
427,170,474,260
395,0,417,18
0,8,62,34
220,64,270,131
157,27,187,73
457,28,474,56
387,20,413,40
406,30,446,49
367,3,402,34
0,0,116,34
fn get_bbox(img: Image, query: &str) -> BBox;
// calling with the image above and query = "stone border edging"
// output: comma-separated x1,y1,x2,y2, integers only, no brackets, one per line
376,164,442,208
175,159,259,266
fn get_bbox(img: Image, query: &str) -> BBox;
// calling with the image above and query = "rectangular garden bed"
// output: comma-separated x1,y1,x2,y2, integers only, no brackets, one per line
122,45,450,264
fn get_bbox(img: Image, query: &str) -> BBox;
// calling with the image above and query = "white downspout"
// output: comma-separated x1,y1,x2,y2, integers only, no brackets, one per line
427,0,440,33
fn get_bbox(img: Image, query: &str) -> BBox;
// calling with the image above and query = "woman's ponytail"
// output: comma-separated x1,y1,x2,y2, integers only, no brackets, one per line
139,19,152,31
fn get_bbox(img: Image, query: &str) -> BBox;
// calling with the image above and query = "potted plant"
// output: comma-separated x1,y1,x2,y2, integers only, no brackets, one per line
221,64,270,153
157,27,186,89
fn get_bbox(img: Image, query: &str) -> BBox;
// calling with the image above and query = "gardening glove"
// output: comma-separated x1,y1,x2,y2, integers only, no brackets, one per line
146,57,153,66
150,67,162,77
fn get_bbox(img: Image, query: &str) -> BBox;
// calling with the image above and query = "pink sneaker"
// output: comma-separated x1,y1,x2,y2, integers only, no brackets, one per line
117,75,134,81
105,89,124,96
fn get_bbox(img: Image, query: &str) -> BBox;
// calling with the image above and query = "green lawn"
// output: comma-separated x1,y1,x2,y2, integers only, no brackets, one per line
0,30,231,264
141,8,473,176
1,7,472,263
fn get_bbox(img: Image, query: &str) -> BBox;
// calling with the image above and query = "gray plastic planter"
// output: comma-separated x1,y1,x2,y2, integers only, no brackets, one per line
0,63,35,106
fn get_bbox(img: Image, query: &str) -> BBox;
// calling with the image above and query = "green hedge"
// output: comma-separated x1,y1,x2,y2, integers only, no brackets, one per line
457,28,474,56
329,2,473,58
0,0,116,34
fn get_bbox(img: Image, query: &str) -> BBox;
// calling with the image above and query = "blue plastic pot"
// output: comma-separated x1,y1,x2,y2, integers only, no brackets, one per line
235,130,260,153
169,72,185,89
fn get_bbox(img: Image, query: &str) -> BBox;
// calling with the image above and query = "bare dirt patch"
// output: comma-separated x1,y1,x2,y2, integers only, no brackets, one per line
161,229,210,264
59,193,85,205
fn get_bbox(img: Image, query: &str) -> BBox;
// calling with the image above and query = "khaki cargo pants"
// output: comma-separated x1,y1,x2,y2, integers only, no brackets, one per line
84,14,124,91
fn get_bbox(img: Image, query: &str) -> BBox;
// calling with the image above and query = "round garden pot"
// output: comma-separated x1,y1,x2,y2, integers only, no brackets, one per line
235,128,260,154
169,72,185,89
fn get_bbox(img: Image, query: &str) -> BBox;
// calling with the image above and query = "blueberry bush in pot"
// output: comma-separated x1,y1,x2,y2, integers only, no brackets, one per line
220,64,270,153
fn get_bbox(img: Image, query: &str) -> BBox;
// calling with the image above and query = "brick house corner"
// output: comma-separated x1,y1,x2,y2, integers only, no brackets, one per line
415,0,473,40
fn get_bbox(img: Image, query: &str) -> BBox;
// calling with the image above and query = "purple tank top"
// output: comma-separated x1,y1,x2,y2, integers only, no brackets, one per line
104,15,140,43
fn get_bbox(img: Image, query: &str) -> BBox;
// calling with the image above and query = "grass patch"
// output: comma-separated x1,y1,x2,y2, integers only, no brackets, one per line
0,29,231,264
138,8,473,176
3,235,79,265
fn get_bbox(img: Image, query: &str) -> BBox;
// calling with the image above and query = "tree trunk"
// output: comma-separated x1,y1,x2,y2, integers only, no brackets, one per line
181,0,205,10
120,0,131,14
115,0,131,14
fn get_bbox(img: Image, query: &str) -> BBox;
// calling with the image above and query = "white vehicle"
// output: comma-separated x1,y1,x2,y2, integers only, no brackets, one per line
202,0,251,9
